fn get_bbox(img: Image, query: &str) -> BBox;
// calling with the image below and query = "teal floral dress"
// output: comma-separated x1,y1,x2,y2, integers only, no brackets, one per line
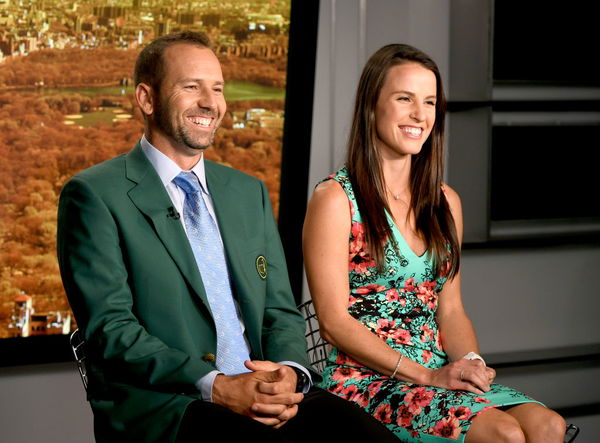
317,168,542,442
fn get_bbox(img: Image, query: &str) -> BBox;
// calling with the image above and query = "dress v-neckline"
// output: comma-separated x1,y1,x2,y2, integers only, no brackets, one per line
385,210,428,260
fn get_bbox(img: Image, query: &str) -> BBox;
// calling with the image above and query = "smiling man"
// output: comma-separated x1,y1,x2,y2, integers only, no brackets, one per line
57,32,396,443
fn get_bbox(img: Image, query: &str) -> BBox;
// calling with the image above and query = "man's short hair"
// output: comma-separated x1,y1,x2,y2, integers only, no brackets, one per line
134,31,212,93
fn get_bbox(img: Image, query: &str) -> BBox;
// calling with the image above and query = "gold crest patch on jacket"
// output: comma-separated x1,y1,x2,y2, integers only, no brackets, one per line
256,255,267,279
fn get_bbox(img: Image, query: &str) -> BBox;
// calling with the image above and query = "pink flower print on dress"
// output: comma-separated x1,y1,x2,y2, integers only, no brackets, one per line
401,277,417,293
374,318,412,344
339,383,359,400
385,288,399,302
422,349,432,363
435,330,444,351
355,284,387,295
420,323,436,343
334,351,362,367
416,281,439,310
328,382,345,395
367,381,383,398
349,222,376,273
404,386,435,415
373,402,393,424
332,366,357,382
431,416,462,439
385,288,407,307
348,199,356,217
396,403,414,428
449,406,472,420
351,392,370,408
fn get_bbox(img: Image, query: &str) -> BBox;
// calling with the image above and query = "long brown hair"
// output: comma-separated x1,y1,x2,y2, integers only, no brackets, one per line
346,43,459,279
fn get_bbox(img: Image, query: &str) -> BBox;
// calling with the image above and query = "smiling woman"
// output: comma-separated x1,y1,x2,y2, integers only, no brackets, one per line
302,43,567,442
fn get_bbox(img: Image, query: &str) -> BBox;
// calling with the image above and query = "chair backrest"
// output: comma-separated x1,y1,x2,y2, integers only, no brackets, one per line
297,300,330,373
69,328,88,391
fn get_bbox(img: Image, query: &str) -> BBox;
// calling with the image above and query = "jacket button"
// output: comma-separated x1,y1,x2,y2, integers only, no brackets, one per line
202,353,216,363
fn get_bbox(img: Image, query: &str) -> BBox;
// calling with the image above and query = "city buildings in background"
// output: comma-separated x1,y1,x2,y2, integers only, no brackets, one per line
0,0,291,342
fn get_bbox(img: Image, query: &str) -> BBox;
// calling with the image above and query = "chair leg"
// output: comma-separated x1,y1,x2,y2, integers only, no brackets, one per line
565,423,580,443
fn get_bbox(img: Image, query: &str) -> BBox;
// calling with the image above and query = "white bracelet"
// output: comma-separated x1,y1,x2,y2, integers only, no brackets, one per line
391,353,404,379
462,351,486,366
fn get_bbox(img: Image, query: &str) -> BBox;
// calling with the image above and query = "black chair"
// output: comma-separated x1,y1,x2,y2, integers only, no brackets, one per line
296,299,580,442
565,424,580,443
69,328,88,392
297,300,330,373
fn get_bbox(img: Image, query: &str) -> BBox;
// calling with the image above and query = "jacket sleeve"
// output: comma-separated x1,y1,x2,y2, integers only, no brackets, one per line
257,181,322,382
57,176,214,394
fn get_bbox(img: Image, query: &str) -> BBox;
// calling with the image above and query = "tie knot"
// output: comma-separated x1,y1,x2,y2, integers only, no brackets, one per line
173,171,201,196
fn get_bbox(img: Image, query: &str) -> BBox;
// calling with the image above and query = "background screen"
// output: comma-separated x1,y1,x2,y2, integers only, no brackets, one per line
0,0,318,365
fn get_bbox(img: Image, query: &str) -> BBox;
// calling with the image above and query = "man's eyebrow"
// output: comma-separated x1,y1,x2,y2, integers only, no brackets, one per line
177,78,225,85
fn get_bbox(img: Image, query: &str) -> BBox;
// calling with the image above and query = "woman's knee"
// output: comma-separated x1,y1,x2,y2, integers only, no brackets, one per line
467,409,525,443
494,418,526,443
534,408,566,440
507,403,566,441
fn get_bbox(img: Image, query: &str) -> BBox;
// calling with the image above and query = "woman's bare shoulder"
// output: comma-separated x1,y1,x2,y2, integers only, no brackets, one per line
311,178,348,205
441,182,462,211
306,178,351,226
441,182,463,237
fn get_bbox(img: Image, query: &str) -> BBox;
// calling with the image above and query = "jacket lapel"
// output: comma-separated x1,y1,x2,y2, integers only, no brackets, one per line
205,163,263,355
124,144,211,311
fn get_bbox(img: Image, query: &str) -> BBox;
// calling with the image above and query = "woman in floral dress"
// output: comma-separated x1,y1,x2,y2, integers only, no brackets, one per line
302,44,566,442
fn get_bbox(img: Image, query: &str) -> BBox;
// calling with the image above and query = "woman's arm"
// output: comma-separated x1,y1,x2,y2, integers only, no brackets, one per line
436,184,480,360
436,272,481,361
303,180,429,383
436,184,495,388
303,181,489,394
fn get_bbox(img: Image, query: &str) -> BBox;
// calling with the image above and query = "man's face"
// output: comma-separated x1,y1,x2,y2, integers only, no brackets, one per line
151,43,226,154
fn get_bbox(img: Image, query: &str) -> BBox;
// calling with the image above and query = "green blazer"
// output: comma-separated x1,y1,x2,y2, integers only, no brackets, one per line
57,143,314,442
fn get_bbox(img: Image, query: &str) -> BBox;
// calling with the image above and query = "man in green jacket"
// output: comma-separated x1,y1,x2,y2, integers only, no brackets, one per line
57,31,395,442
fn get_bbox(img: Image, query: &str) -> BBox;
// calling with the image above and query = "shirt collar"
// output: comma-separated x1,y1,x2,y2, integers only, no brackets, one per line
140,135,209,194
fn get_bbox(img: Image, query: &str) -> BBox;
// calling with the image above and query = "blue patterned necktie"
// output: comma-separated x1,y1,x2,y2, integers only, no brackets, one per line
173,171,251,375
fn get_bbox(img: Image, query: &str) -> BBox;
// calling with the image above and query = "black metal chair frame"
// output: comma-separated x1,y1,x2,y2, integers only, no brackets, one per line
297,299,330,373
69,328,88,392
565,424,580,443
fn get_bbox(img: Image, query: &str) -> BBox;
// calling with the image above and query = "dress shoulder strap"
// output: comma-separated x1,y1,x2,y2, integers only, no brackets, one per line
319,166,361,223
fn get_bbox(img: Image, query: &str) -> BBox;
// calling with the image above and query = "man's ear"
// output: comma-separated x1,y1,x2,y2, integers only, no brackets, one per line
135,83,154,117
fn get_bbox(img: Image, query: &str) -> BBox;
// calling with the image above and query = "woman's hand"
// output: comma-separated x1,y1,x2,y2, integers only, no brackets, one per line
427,359,492,395
485,365,496,384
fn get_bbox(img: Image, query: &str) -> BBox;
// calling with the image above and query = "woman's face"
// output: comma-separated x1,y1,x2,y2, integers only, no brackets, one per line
374,62,437,158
